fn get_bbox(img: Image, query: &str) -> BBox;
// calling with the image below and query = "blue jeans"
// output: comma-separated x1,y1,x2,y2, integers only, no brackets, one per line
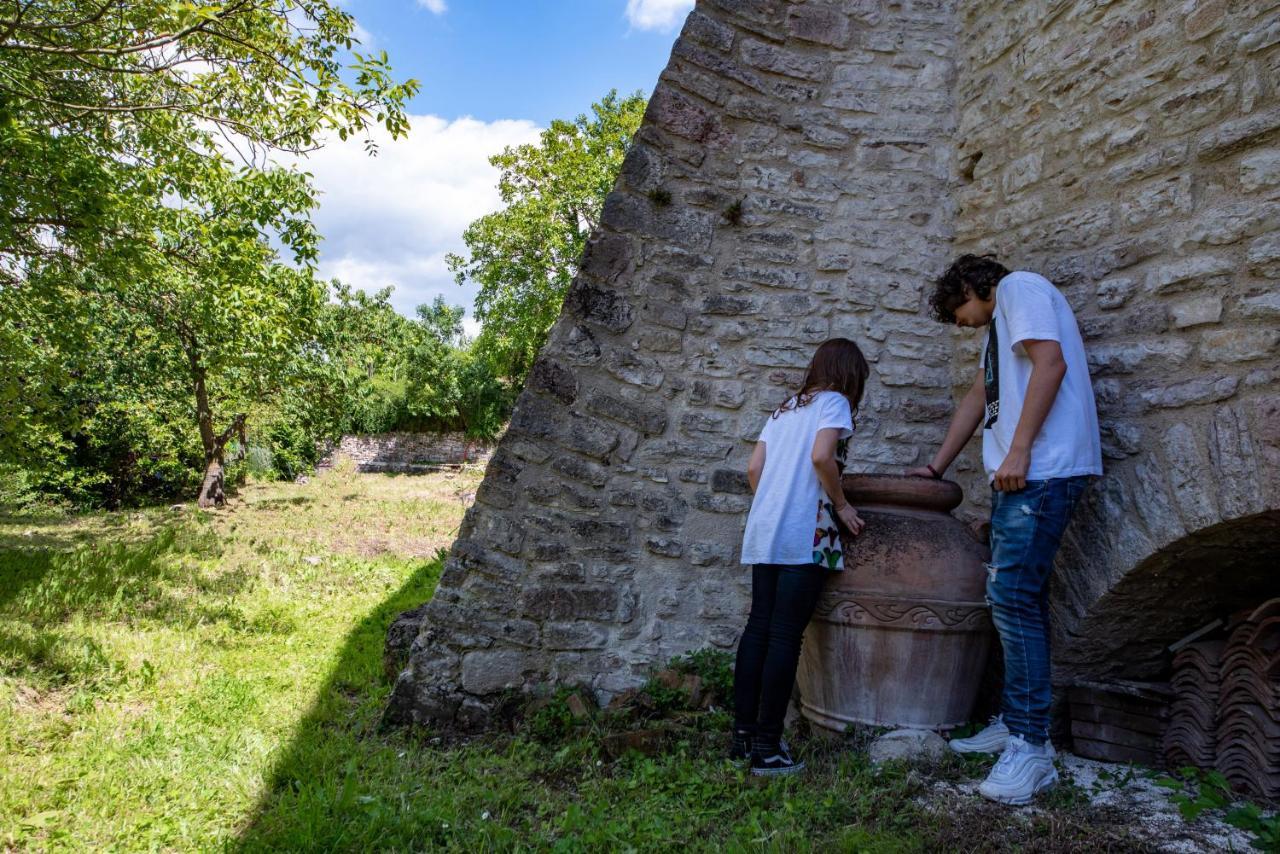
986,476,1090,745
733,563,828,742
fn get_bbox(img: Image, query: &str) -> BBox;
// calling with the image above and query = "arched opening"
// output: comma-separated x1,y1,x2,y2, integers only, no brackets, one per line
1057,510,1280,682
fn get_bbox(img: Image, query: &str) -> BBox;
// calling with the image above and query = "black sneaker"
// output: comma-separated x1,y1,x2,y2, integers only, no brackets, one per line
750,739,805,777
729,729,753,762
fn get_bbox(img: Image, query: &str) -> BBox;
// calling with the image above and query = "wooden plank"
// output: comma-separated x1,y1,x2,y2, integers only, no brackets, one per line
1073,737,1161,766
1070,702,1168,736
1069,686,1171,719
1071,720,1162,751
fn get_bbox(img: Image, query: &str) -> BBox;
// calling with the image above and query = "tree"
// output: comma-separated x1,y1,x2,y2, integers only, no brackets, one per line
0,0,417,279
447,90,646,383
0,0,417,507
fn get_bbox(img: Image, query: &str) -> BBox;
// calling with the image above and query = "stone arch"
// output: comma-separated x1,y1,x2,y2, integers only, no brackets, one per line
1052,397,1280,685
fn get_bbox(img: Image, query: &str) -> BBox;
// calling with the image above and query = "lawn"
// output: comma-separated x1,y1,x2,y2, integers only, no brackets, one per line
0,465,1185,851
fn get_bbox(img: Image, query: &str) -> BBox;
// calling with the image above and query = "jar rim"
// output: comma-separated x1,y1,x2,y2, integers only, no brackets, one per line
841,473,964,513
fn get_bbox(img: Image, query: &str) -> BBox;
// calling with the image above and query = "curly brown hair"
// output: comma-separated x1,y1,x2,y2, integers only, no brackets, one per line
774,337,870,427
928,254,1010,323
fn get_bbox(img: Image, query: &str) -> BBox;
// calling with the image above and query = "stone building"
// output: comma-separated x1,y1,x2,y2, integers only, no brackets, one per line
386,0,1280,729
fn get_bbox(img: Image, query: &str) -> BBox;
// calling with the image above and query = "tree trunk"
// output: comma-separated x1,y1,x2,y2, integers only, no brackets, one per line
196,413,247,508
185,336,247,509
198,453,227,509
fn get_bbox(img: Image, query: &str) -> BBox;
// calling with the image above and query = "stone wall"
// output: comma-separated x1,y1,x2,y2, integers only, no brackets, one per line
386,0,963,728
950,0,1280,683
320,432,495,473
388,0,1280,728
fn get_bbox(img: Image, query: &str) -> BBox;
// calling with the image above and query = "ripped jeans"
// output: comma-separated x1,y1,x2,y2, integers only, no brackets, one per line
986,476,1090,745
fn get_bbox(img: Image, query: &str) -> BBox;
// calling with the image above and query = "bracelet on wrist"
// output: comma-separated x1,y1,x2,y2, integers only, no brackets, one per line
925,463,941,479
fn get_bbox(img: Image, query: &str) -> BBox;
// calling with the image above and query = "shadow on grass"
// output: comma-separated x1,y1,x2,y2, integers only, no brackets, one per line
234,555,444,852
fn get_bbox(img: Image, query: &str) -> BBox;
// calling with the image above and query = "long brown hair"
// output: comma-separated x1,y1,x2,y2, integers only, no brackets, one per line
773,337,870,426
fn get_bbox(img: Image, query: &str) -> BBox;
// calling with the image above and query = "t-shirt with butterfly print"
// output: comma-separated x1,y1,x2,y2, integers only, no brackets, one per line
740,390,854,569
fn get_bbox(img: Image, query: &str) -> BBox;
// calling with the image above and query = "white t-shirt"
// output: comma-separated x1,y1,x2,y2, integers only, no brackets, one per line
740,391,854,565
980,271,1103,483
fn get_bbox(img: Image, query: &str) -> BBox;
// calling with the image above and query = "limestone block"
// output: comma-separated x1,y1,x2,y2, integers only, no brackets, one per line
740,38,827,80
1184,0,1228,41
1096,276,1138,310
683,9,735,52
1185,201,1280,247
461,650,534,694
1239,17,1280,53
689,542,734,566
1146,255,1235,294
1200,328,1280,363
645,537,684,558
785,4,849,47
1238,292,1280,319
1086,339,1193,375
1240,149,1280,192
1161,422,1220,532
1247,232,1280,277
1139,376,1238,409
1169,295,1223,329
1208,405,1264,519
1196,106,1280,161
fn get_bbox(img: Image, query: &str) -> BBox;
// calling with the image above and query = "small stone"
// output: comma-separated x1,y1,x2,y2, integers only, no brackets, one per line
679,674,706,708
304,555,322,566
689,542,733,566
869,729,948,765
565,693,590,719
645,537,684,558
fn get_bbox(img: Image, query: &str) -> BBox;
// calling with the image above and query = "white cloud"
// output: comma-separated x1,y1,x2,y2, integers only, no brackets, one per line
289,115,542,320
350,20,375,49
417,0,447,14
624,0,694,31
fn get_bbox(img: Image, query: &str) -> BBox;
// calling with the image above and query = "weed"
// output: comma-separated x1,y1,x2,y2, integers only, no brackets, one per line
722,197,744,226
647,186,672,207
671,647,734,706
1156,766,1280,850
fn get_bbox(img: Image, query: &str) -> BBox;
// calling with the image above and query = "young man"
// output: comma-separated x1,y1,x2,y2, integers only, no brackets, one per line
907,254,1101,805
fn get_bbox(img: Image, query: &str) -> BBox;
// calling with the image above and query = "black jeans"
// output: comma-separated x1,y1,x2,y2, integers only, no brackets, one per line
733,563,828,742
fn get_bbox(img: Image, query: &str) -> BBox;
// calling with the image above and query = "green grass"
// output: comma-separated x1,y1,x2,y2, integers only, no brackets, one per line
1,464,1162,852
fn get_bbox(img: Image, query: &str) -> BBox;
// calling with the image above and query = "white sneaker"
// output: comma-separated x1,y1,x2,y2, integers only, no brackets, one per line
978,735,1058,805
949,716,1009,754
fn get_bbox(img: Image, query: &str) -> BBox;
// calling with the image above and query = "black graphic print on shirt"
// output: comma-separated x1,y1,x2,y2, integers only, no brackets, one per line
984,321,1000,428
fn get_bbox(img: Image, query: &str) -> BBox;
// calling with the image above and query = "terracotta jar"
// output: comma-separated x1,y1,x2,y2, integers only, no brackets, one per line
796,474,992,731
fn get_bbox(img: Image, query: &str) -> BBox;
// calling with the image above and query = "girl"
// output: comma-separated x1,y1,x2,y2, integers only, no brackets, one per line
732,337,870,776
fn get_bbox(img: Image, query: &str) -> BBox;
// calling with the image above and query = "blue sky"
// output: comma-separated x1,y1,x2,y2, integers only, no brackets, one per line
297,0,695,327
348,0,685,124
